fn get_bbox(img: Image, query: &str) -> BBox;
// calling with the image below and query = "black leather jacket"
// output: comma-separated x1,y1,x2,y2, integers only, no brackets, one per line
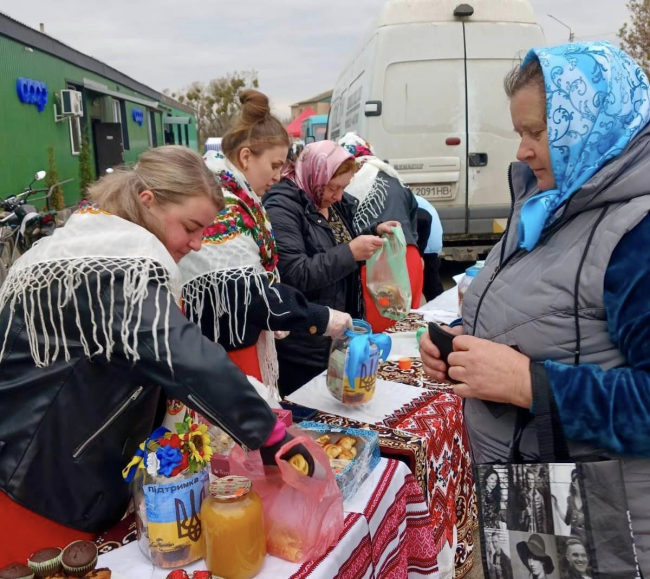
0,272,276,533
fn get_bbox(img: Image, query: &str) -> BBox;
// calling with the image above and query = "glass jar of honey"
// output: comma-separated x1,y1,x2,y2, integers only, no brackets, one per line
201,476,266,579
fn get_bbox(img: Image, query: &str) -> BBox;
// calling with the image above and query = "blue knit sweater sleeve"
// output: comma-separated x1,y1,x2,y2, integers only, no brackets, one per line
542,213,650,456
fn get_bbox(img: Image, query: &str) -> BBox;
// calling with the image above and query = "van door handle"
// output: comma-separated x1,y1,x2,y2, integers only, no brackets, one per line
364,101,382,117
469,153,488,167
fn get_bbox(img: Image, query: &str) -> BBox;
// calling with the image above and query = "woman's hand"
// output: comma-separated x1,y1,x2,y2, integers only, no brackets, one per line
349,235,384,261
447,335,533,408
324,308,353,338
420,326,464,382
260,431,315,477
376,221,401,236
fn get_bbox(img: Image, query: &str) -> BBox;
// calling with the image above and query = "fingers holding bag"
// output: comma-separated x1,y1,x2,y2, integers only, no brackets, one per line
260,431,315,477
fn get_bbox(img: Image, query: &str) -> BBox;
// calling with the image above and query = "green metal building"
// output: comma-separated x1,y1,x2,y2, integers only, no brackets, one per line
0,12,198,206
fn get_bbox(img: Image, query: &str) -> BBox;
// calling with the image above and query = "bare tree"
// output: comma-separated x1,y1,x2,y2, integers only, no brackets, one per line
620,0,650,75
165,71,259,146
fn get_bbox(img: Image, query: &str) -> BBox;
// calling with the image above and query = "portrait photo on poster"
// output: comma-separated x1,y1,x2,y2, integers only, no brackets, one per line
508,465,554,535
509,531,560,579
484,528,514,579
556,536,594,579
549,463,587,545
478,464,509,530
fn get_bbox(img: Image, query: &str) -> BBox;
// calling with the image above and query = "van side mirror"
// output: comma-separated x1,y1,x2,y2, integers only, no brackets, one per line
454,4,474,17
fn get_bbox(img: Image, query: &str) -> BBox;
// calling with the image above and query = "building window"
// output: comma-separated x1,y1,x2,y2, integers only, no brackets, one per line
113,99,130,151
148,110,158,147
69,116,81,155
176,124,183,145
184,124,190,146
66,83,82,155
119,101,130,150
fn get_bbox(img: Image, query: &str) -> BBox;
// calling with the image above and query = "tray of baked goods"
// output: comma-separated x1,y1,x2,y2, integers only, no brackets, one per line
296,422,381,501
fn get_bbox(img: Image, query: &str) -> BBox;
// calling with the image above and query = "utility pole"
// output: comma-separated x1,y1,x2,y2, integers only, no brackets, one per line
548,14,574,42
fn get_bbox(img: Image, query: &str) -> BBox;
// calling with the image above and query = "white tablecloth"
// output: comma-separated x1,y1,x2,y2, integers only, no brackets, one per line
287,374,428,424
98,459,452,579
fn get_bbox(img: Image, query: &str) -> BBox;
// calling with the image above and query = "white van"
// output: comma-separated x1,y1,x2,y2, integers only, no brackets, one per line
329,0,546,259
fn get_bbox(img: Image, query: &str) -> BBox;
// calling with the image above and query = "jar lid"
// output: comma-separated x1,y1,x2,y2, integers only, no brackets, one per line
465,266,480,277
209,475,252,500
345,319,371,338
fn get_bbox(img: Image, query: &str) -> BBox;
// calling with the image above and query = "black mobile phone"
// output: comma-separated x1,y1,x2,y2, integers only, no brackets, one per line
428,322,455,365
280,402,318,423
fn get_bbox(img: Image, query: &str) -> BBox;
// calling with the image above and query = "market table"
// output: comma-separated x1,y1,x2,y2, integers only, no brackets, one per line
96,458,447,579
285,313,477,578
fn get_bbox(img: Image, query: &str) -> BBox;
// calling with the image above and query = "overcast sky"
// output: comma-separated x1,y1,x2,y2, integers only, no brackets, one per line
2,0,630,117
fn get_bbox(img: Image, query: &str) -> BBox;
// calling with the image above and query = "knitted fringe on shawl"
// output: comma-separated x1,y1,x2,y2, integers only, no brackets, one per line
182,266,283,399
353,174,389,232
0,257,176,369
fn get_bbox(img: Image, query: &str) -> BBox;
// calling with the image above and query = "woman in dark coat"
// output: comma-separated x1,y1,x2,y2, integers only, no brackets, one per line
264,141,398,395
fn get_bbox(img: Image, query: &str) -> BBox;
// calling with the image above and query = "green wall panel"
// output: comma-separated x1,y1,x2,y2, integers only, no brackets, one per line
0,35,196,206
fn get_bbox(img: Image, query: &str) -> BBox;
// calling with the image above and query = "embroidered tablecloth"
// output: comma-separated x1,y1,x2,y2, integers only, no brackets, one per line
96,459,441,579
285,311,477,578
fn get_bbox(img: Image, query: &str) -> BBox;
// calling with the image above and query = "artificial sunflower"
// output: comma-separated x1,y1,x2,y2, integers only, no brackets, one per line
183,423,214,471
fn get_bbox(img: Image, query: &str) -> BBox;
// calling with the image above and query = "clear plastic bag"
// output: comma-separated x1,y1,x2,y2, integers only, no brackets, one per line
366,226,412,320
230,433,344,563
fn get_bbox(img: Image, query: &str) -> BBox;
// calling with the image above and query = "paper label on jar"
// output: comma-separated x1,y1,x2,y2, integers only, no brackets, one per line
142,470,209,562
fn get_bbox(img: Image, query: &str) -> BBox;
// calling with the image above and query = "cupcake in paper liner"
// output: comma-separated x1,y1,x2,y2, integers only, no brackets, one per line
61,541,98,577
0,563,35,578
27,547,63,577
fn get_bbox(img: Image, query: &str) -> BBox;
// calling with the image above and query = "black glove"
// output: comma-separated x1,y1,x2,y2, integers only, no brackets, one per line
259,431,315,477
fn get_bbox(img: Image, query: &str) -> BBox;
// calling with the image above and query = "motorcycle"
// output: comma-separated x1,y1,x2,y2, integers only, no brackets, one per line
0,171,73,284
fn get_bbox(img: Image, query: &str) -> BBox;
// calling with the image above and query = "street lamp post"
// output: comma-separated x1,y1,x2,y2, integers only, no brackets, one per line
547,14,575,42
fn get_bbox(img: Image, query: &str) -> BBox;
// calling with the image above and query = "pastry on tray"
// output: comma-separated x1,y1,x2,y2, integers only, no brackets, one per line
315,434,359,467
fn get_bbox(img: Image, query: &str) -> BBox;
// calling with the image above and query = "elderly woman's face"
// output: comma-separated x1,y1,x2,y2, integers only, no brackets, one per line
321,171,353,209
511,85,555,192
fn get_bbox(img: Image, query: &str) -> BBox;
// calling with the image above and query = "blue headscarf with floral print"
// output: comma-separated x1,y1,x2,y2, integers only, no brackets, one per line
517,41,650,251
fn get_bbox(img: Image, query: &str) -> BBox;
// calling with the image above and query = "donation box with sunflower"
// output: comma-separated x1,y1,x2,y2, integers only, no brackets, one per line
123,415,214,568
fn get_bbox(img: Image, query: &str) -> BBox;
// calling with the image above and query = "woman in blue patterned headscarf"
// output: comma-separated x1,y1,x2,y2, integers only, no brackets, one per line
516,42,650,250
420,42,650,575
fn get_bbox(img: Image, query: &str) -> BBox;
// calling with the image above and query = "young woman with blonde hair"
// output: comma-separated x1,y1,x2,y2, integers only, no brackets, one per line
0,145,312,566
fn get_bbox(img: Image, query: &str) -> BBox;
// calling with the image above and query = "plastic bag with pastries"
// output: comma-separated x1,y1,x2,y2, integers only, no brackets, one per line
230,432,344,563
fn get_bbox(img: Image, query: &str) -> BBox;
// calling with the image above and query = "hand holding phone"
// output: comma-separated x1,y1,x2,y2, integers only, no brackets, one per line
427,322,457,383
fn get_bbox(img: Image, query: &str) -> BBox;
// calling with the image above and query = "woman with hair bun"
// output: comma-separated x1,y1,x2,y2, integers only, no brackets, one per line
179,90,352,398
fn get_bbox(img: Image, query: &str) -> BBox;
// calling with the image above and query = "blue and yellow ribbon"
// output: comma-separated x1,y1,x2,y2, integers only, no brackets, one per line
122,426,170,482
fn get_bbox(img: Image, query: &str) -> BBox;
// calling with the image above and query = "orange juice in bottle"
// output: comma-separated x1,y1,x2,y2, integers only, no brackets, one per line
201,476,266,579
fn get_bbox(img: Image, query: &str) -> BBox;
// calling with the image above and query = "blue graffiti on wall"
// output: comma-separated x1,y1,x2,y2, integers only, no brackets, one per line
16,77,49,112
132,108,144,126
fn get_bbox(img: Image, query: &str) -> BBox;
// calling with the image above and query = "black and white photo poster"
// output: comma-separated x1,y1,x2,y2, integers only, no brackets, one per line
509,531,560,579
